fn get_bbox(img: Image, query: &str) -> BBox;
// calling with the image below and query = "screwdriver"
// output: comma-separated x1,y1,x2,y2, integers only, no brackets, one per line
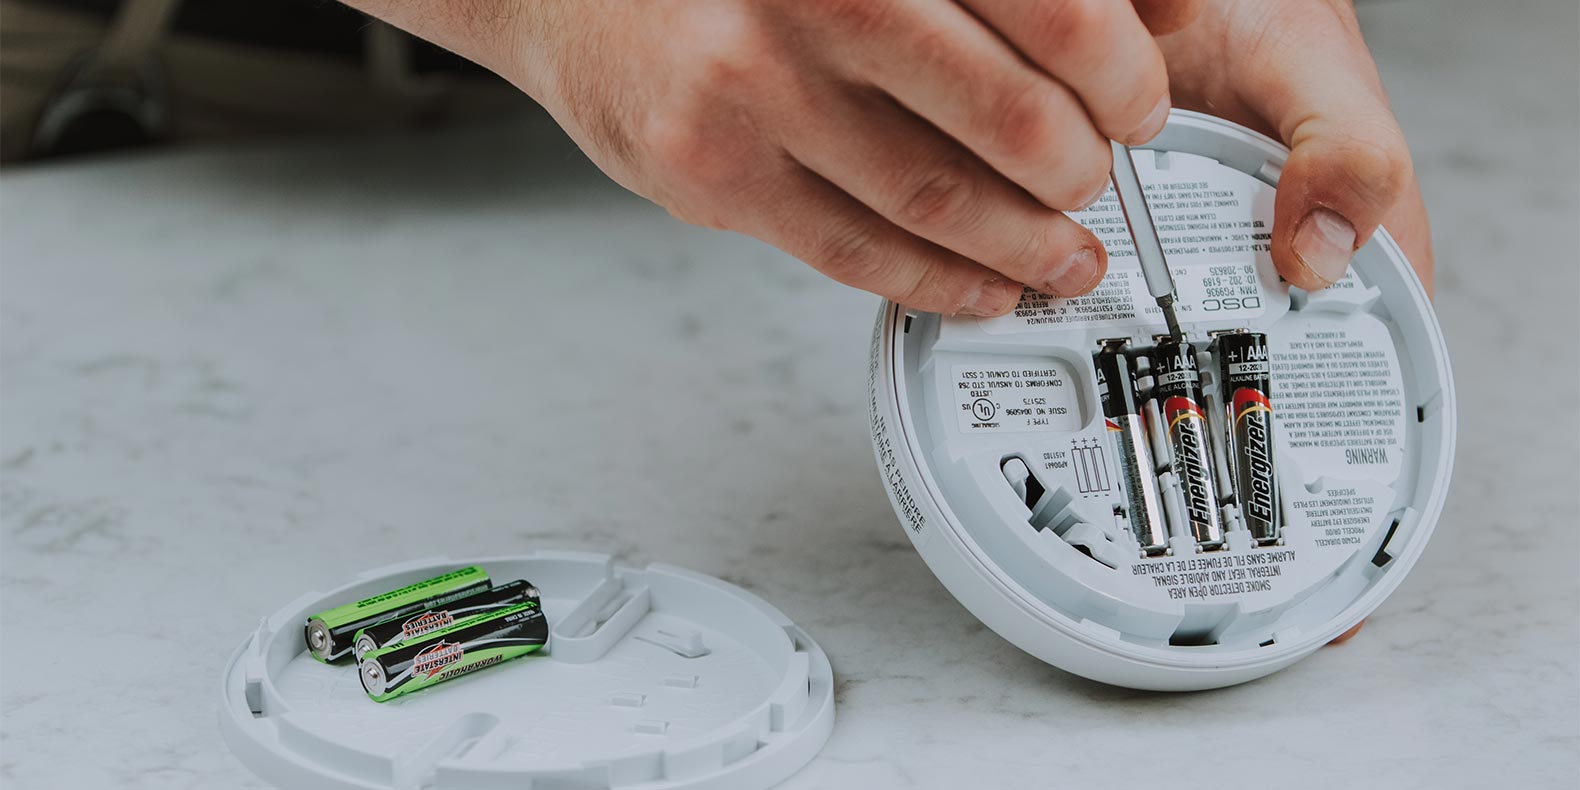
1108,141,1183,342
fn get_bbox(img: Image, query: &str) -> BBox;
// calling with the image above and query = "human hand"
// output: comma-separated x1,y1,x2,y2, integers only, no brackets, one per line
1156,1,1431,648
347,0,1209,315
1155,0,1434,293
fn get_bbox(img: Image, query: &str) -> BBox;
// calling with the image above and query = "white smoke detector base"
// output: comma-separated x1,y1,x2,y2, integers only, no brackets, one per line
867,111,1456,691
219,553,834,789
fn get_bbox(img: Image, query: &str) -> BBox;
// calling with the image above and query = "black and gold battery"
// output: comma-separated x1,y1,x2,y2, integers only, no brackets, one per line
359,602,549,702
1152,339,1226,550
1217,331,1282,544
352,579,542,660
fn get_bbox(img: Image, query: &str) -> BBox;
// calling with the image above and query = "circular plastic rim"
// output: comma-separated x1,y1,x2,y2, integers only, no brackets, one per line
218,552,835,789
867,110,1457,691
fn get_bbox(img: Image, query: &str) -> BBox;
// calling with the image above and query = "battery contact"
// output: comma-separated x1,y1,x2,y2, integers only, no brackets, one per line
1206,327,1251,339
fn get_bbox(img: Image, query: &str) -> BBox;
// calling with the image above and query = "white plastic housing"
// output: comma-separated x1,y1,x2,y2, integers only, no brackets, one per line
867,111,1456,691
219,553,834,789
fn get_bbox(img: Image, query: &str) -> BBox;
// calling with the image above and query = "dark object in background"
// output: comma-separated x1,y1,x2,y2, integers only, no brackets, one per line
2,0,529,162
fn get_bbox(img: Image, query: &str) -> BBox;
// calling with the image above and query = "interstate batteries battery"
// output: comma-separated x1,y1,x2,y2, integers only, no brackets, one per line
353,579,542,660
359,602,548,702
1095,341,1169,555
304,566,491,662
1217,331,1282,544
1152,339,1225,550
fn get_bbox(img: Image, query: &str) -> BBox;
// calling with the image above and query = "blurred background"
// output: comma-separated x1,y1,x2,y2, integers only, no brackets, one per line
1,1,1576,788
1,0,531,162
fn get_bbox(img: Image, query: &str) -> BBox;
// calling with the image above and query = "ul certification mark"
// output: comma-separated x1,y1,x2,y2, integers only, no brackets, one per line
971,398,997,422
952,363,1081,434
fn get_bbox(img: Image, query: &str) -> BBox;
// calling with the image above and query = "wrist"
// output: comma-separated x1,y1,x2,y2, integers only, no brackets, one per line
341,0,554,101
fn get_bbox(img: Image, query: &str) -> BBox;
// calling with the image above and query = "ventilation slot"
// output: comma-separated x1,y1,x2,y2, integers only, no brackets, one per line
1169,631,1219,648
1371,518,1402,568
1167,606,1234,648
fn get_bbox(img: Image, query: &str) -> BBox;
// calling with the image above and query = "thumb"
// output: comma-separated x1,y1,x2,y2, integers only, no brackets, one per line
1276,114,1413,290
1237,6,1420,290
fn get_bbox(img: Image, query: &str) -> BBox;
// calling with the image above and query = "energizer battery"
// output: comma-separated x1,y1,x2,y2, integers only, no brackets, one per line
1095,341,1169,555
1217,331,1282,544
1152,338,1225,550
353,579,542,660
359,601,549,702
304,565,491,662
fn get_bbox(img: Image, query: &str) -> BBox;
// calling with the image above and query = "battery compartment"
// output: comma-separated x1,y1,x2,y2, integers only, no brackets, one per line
894,145,1451,661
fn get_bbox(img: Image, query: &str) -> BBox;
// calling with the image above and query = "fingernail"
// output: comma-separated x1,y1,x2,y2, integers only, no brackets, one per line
960,278,1018,317
1128,96,1170,144
1037,246,1101,296
1292,208,1356,286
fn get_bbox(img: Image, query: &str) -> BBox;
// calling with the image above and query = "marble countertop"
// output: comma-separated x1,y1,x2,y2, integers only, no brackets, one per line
2,0,1575,787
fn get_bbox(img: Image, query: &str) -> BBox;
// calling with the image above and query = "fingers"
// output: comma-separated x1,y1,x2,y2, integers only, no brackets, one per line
810,0,1113,211
1129,0,1206,34
1328,619,1365,645
959,0,1172,142
1276,116,1414,290
1231,3,1420,290
737,164,1026,315
1382,175,1434,295
784,88,1107,296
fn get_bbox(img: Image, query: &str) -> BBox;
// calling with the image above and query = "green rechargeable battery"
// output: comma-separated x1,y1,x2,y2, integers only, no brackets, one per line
303,566,491,662
352,579,541,660
359,602,548,702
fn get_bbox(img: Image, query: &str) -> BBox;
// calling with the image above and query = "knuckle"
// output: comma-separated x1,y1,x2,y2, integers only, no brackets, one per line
814,215,891,286
1118,55,1170,129
667,7,779,99
906,27,974,82
641,112,760,218
1341,124,1414,198
894,159,983,233
641,108,717,187
1043,156,1110,211
694,35,774,96
985,82,1059,162
700,44,772,96
1004,222,1064,278
807,0,896,37
1027,0,1105,56
898,266,960,312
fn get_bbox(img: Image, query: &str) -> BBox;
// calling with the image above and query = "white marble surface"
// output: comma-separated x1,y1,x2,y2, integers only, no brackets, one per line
2,0,1576,787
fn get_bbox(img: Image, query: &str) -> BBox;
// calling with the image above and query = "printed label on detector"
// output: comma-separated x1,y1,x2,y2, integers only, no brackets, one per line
952,363,1080,434
1121,474,1393,610
870,311,928,536
978,151,1281,333
1270,313,1406,483
1285,478,1395,549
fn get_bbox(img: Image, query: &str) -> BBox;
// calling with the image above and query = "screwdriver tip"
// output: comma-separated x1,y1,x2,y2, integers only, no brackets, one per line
1157,295,1184,343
